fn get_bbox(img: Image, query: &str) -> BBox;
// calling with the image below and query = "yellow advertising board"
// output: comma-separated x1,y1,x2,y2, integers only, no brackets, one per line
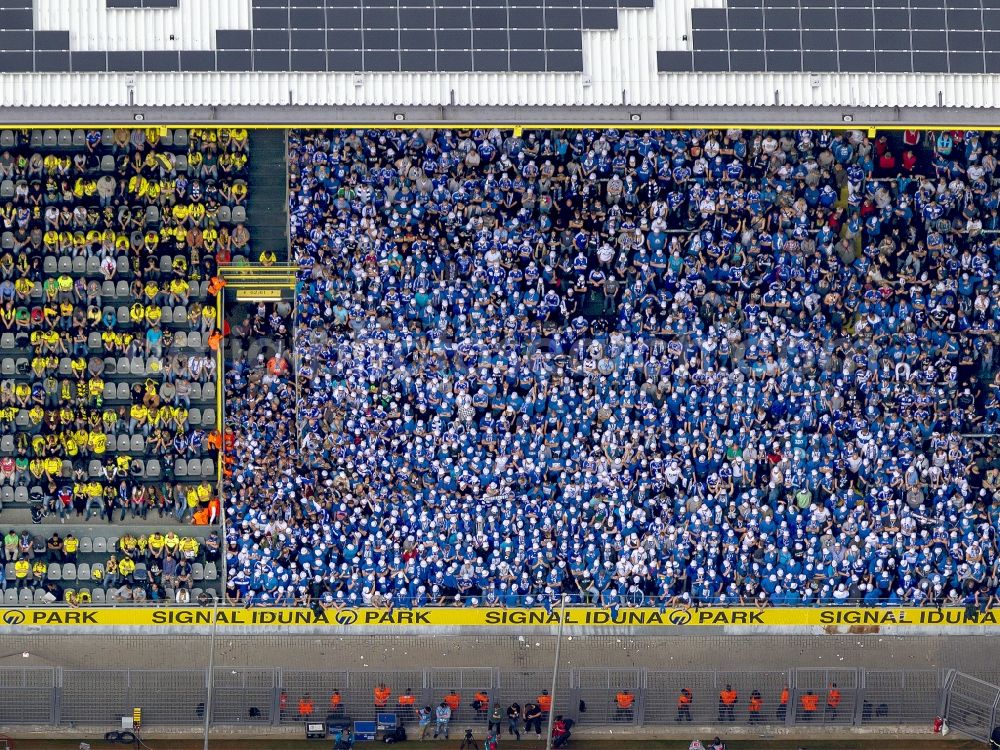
0,606,997,628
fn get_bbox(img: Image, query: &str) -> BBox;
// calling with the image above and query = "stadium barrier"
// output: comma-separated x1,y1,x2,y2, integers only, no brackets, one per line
0,665,963,731
0,606,999,629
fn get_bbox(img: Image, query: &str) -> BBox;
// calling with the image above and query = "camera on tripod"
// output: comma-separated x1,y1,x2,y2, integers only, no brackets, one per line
459,728,479,750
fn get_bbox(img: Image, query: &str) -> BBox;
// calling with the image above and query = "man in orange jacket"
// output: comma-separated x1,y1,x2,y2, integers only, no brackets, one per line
676,688,693,722
374,683,391,709
719,684,738,722
297,694,314,721
826,683,842,720
800,691,819,720
614,689,635,722
777,686,789,721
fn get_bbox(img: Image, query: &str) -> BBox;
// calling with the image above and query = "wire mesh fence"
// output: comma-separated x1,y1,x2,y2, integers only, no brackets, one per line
0,665,986,732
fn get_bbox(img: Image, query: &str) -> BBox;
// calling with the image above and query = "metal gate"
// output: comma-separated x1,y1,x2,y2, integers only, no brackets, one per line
944,671,1000,743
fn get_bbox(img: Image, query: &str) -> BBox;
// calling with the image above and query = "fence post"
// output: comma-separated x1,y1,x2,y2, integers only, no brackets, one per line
635,669,646,727
852,669,866,727
939,669,954,719
271,668,282,727
786,669,797,727
52,666,61,726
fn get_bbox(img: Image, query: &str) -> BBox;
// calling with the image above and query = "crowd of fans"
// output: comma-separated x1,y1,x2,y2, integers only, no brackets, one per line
3,525,222,604
0,128,238,530
223,127,1000,610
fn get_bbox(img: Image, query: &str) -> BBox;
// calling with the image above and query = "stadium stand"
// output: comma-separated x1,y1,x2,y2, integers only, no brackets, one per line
222,127,1000,611
0,127,241,604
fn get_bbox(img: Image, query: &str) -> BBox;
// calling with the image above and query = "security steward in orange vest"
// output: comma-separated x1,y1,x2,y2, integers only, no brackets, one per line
397,688,416,721
329,690,343,714
614,689,635,721
800,691,819,720
374,683,391,709
473,690,490,717
676,688,693,722
297,694,315,720
537,690,552,714
718,684,738,722
826,683,842,719
748,690,763,724
778,686,789,721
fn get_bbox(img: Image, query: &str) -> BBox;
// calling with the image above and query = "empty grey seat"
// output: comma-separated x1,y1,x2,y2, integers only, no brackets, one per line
93,537,107,554
175,153,188,172
231,205,247,224
1,359,13,376
161,306,173,324
116,382,130,401
58,358,73,376
172,305,187,323
130,434,145,453
192,563,204,580
116,357,130,375
79,537,92,554
43,256,57,275
91,588,106,603
0,435,14,454
43,129,57,147
187,460,201,477
47,563,61,581
1,232,13,250
33,588,47,604
187,332,202,350
57,129,72,148
103,382,116,402
159,130,174,147
100,154,115,172
217,206,231,224
3,589,16,604
130,357,144,376
189,408,202,425
4,563,14,582
204,563,218,580
29,130,42,148
57,256,72,274
202,408,216,427
0,130,14,148
61,563,76,580
146,459,161,479
88,332,103,350
0,487,13,505
117,305,130,324
18,588,32,605
77,563,90,582
0,181,12,199
116,435,130,453
0,333,14,350
88,459,102,476
14,410,29,428
87,256,101,275
13,486,26,504
101,279,117,300
72,129,86,148
144,206,160,226
175,459,188,478
201,458,215,477
189,383,203,401
115,280,130,298
72,256,86,275
174,128,189,147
